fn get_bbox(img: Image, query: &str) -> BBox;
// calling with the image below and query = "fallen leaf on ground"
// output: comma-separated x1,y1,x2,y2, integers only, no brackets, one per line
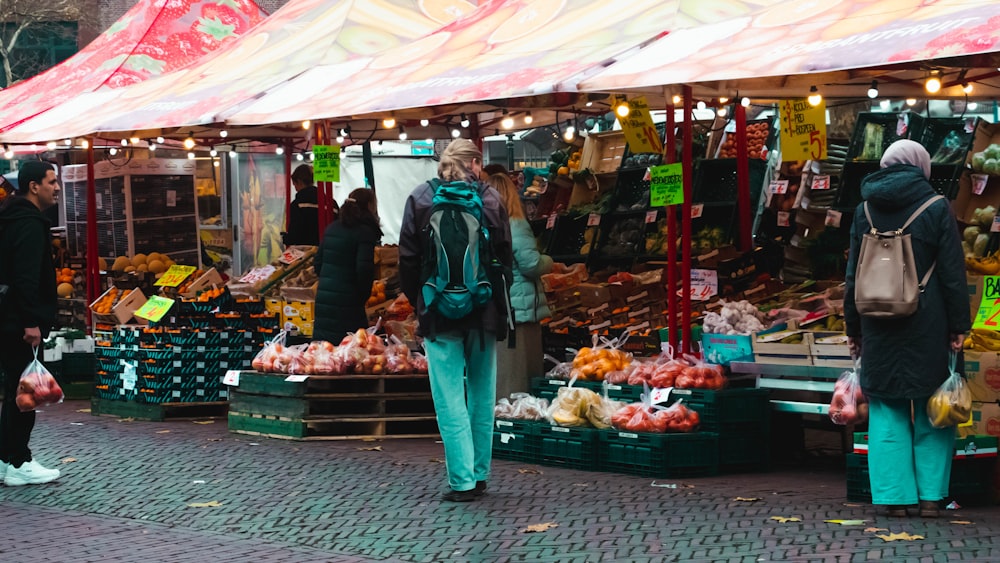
391,461,408,466
951,521,973,525
573,483,590,487
825,519,867,526
156,430,170,434
520,522,558,533
118,418,135,423
206,438,222,442
192,420,214,425
60,457,77,464
842,503,862,507
864,527,888,533
69,422,84,426
877,532,923,542
357,446,382,451
651,482,694,489
770,516,801,523
361,437,379,442
187,501,223,508
429,458,444,464
518,468,543,474
76,409,91,413
734,497,761,502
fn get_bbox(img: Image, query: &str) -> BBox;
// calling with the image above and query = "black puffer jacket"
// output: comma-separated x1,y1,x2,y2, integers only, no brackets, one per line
844,164,970,399
0,196,56,337
312,218,380,342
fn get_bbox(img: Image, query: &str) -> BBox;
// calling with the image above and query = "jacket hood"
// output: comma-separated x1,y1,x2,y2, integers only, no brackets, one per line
0,195,45,224
860,163,936,211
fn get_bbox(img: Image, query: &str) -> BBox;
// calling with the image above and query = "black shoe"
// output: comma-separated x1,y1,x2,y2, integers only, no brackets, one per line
919,500,940,518
442,488,478,502
474,481,487,496
885,505,908,517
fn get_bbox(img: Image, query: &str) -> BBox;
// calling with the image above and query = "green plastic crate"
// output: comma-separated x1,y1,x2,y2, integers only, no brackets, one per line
493,419,541,463
599,430,719,478
538,425,600,470
669,387,770,433
720,429,770,472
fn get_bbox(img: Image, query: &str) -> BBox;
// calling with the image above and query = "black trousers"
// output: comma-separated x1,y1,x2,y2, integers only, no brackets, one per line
0,332,35,466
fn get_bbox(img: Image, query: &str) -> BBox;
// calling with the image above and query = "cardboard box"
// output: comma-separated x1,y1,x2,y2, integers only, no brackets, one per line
959,402,1000,439
180,268,225,299
375,245,399,266
952,121,1000,224
264,297,283,316
282,300,315,337
90,287,147,325
702,333,753,366
963,351,1000,402
579,130,626,174
577,283,612,308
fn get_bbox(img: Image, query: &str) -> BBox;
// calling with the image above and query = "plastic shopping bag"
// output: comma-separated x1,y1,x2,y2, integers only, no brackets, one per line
829,360,868,425
927,352,972,428
16,348,64,412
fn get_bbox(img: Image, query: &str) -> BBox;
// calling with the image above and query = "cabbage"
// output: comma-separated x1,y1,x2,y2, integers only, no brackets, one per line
965,226,982,244
973,152,987,172
975,233,990,257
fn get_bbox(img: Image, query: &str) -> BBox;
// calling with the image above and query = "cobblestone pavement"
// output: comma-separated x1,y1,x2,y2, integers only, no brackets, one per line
1,400,999,562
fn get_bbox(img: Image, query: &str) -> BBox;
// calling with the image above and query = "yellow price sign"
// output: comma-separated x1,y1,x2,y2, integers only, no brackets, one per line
973,276,1000,330
616,96,662,155
779,98,827,161
154,265,197,287
133,295,175,322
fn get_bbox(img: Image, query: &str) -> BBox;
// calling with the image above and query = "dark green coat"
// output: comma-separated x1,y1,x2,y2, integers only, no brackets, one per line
0,196,56,337
313,218,380,343
844,164,970,399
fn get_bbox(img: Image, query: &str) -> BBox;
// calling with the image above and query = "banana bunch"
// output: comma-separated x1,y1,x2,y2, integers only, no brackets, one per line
824,315,846,331
966,254,1000,275
928,388,972,428
965,328,1000,351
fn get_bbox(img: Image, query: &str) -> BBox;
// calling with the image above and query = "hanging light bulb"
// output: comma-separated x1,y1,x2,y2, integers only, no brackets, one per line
296,153,304,161
451,128,461,138
807,85,822,107
879,99,891,110
148,142,157,152
187,151,195,159
563,120,576,142
615,99,630,118
696,100,707,111
209,147,218,157
420,118,429,127
336,134,345,144
63,139,72,146
275,146,285,155
585,101,593,107
867,80,879,99
3,145,12,159
80,139,89,149
906,98,917,106
109,147,118,156
120,139,128,147
398,125,407,141
672,94,681,105
229,149,238,158
156,136,164,144
213,160,220,167
524,112,534,125
382,116,396,129
963,82,974,94
309,152,315,161
718,97,729,104
460,113,470,128
302,120,311,130
219,130,228,138
501,109,514,129
46,141,57,150
925,73,941,94
183,133,196,150
130,137,140,145
969,101,979,111
717,107,728,117
740,97,751,107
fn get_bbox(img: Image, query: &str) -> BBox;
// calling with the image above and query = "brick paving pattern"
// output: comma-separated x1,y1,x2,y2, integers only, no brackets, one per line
0,400,998,562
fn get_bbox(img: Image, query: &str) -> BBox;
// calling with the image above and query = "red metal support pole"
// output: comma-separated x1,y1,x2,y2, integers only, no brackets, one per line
663,101,678,354
314,121,328,236
284,144,292,238
322,120,333,226
735,102,752,252
682,85,694,354
85,138,99,329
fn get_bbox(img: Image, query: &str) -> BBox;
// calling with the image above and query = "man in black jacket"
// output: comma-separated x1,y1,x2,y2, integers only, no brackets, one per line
0,160,61,486
283,164,337,247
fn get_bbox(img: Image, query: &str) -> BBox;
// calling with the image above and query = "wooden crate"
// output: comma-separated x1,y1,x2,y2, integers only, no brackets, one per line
90,396,227,421
580,131,626,174
810,331,853,368
752,330,813,366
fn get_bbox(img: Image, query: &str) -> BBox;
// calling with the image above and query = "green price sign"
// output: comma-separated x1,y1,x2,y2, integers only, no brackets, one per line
133,295,175,323
973,276,1000,330
649,163,683,207
313,145,341,183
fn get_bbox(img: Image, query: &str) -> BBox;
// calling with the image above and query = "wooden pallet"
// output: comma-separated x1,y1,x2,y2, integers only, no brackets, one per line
228,411,439,441
91,396,228,421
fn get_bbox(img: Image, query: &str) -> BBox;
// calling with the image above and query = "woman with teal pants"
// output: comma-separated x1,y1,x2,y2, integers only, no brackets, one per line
844,140,970,517
398,139,514,502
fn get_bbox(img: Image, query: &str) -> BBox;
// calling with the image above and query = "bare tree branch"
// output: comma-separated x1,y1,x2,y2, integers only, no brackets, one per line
0,0,97,86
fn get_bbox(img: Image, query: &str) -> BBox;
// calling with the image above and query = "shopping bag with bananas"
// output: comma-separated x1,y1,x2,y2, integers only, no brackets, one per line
927,352,972,428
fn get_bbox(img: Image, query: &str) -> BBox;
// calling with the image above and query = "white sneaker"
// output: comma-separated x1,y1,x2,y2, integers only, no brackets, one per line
4,459,60,486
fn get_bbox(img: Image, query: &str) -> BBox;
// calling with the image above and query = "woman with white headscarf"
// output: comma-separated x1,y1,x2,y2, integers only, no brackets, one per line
844,139,970,518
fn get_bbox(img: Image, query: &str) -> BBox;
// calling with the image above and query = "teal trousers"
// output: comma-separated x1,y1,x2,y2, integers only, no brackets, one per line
424,330,497,492
867,396,954,505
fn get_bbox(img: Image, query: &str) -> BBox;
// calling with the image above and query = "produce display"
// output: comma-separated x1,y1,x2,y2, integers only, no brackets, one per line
250,329,428,376
965,328,1000,352
718,121,770,159
91,287,137,315
962,206,996,261
570,345,632,381
701,300,766,335
970,144,1000,174
611,400,700,433
109,252,177,274
495,393,549,420
547,386,623,428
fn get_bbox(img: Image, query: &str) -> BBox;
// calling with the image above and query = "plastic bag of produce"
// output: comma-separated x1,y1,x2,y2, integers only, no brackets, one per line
606,360,639,384
279,344,309,375
927,353,972,428
586,384,627,429
610,388,700,433
546,384,601,427
410,352,429,374
251,330,288,373
675,356,726,390
384,336,413,374
540,262,588,293
828,360,868,425
16,348,63,412
544,353,574,380
495,392,549,421
570,332,633,382
308,340,344,375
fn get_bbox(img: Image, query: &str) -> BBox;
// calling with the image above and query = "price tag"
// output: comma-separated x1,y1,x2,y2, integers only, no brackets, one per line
992,215,1000,233
166,190,177,207
280,247,305,265
966,118,977,134
649,387,673,406
777,211,791,227
825,209,842,228
770,180,789,194
313,145,341,183
973,276,1000,329
222,370,240,386
645,210,658,224
121,360,137,391
811,175,831,191
897,113,909,136
691,203,704,218
154,264,197,287
587,213,601,226
546,214,557,229
95,193,103,210
239,264,276,284
285,374,309,382
690,269,718,301
133,295,175,322
972,174,989,195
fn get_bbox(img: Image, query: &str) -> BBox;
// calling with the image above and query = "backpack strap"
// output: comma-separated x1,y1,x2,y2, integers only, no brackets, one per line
865,195,944,235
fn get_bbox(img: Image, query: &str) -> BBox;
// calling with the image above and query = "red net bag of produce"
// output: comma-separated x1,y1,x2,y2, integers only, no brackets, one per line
251,330,288,373
675,356,726,390
16,348,64,412
384,336,413,374
829,360,868,425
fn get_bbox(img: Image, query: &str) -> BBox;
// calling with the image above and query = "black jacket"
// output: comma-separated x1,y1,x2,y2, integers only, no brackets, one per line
844,164,970,399
313,218,381,342
283,185,324,246
399,179,514,340
0,196,57,337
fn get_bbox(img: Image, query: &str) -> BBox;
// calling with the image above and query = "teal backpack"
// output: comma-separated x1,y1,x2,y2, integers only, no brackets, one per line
420,179,494,320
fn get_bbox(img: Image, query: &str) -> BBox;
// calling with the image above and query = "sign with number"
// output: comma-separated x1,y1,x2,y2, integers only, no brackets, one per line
973,174,989,195
811,175,831,191
239,264,276,284
616,95,663,154
649,387,673,406
645,210,658,224
587,213,601,226
992,215,1000,233
769,180,789,194
279,247,305,265
691,203,704,218
690,268,718,301
312,145,341,182
154,264,197,287
779,98,828,161
222,370,240,386
777,211,791,227
973,276,1000,330
133,295,175,322
649,163,683,207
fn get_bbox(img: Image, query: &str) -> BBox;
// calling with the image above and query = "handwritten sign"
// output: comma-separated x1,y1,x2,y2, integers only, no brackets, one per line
133,295,175,322
312,145,341,182
239,265,276,284
993,215,1000,233
154,264,197,287
973,276,1000,330
780,98,828,161
777,211,791,227
691,203,704,218
769,180,789,194
616,95,662,154
811,175,831,191
650,163,683,207
280,247,305,265
649,387,673,406
972,174,989,195
690,268,718,301
587,213,601,226
645,210,658,224
222,370,240,386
